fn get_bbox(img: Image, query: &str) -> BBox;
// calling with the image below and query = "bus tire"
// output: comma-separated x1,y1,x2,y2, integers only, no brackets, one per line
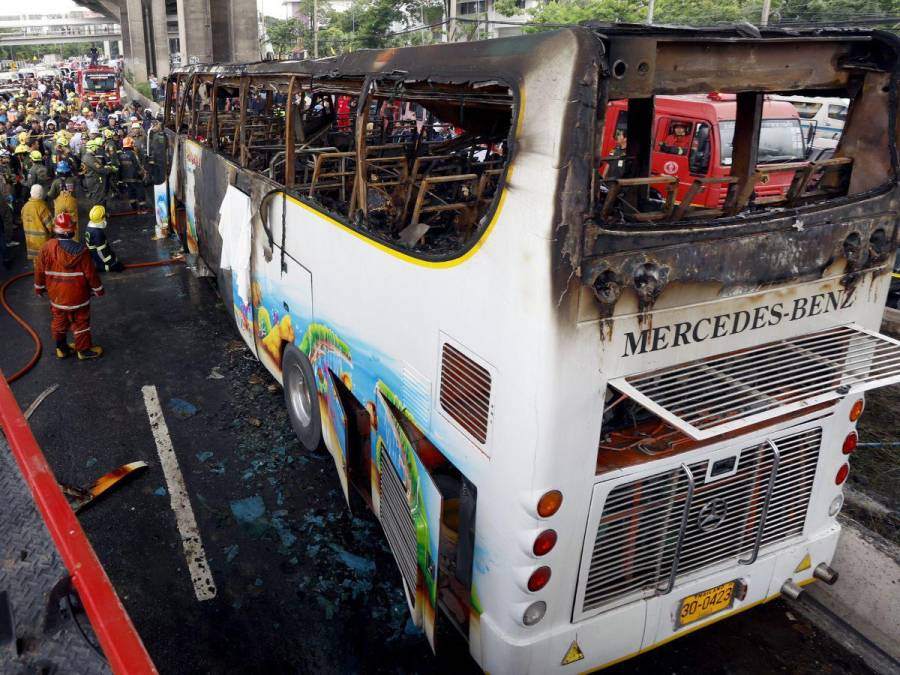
282,345,322,452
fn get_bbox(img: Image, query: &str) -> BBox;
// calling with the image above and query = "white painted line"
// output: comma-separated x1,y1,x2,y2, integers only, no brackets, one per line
141,385,217,602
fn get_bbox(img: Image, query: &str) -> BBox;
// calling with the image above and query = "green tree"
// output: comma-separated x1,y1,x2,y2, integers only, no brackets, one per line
266,17,304,58
494,0,647,27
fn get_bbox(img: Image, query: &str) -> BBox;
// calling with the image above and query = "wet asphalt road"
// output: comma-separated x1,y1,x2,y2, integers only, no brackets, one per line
0,204,879,675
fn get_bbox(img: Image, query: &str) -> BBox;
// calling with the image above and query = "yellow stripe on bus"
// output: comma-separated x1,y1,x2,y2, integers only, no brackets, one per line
579,578,817,674
281,88,526,269
284,189,507,269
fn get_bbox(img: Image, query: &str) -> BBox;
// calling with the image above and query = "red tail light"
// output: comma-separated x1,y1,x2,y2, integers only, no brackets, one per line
533,530,557,557
842,432,858,455
835,463,849,485
527,566,551,592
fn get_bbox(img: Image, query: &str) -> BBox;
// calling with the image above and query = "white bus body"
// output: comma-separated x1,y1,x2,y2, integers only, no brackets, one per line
165,25,900,673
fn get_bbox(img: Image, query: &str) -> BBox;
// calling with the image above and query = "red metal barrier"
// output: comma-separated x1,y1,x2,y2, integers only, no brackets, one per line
0,371,158,675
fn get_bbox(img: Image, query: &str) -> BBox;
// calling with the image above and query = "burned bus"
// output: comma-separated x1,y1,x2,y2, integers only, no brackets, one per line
163,25,900,673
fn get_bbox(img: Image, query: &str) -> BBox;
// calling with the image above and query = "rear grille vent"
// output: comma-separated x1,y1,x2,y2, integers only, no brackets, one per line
380,457,417,592
580,427,821,616
439,343,491,444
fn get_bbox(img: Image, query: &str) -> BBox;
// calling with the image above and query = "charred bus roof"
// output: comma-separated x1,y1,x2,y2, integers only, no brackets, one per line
169,25,900,313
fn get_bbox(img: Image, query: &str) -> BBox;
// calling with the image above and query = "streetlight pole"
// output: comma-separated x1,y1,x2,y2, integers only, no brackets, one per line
647,0,655,24
313,0,318,57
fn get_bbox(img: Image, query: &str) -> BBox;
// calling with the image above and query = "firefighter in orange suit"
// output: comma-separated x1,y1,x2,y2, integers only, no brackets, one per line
34,213,105,360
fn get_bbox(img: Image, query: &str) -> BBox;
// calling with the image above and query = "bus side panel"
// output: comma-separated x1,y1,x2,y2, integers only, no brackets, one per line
181,140,202,255
375,387,442,651
320,370,351,505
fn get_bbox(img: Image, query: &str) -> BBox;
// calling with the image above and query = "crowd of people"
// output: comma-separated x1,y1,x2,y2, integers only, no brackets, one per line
0,69,169,360
0,73,167,267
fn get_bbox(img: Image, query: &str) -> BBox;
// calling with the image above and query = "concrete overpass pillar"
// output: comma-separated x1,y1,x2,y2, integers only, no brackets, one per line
228,0,259,62
149,0,170,77
177,0,213,66
103,41,111,58
123,0,149,81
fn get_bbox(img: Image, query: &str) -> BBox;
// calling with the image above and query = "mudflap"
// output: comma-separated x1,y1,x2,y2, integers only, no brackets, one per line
319,369,351,507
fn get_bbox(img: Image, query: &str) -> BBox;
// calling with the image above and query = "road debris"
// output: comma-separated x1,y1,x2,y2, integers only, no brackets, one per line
61,460,150,512
23,383,59,420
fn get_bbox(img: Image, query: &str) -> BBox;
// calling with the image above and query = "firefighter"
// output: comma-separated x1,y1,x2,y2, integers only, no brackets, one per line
34,212,105,360
117,136,147,210
147,119,166,185
659,120,693,156
0,149,16,265
102,128,119,168
85,205,122,272
81,137,116,208
25,149,51,194
22,184,52,261
48,161,79,237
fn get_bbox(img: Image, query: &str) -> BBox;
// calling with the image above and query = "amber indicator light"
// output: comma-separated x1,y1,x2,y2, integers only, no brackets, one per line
537,490,563,518
849,399,864,422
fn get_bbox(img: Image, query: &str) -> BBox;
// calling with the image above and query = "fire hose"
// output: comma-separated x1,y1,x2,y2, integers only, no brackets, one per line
1,258,184,384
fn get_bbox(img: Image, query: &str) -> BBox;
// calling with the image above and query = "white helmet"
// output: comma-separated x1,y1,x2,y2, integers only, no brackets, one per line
30,184,43,199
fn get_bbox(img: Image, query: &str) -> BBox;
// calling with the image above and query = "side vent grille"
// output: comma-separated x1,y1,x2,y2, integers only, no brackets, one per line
439,343,491,444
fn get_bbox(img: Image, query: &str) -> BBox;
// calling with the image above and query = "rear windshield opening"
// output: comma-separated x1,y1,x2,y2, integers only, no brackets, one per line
595,90,868,226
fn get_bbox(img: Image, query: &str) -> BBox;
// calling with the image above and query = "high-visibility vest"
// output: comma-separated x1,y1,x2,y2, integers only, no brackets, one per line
21,198,51,260
54,190,80,241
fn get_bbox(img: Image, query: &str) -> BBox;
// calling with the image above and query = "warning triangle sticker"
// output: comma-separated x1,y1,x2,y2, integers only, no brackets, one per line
561,640,585,666
794,554,812,573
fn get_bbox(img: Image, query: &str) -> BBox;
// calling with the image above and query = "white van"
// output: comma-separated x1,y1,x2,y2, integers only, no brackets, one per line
775,95,848,156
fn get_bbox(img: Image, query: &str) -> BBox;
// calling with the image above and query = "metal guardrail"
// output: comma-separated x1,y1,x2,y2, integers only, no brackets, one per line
0,371,157,675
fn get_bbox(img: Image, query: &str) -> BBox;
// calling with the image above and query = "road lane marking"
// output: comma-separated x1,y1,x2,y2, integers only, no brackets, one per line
141,385,217,602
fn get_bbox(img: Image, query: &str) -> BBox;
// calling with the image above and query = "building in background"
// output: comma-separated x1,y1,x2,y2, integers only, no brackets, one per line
447,0,539,40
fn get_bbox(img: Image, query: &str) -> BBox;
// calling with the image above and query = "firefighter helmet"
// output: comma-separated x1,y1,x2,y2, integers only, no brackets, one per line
89,205,106,225
122,136,134,148
53,212,75,237
56,160,71,175
29,150,42,161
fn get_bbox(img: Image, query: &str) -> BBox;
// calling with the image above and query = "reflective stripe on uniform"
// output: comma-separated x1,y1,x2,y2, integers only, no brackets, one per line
50,300,90,310
24,229,50,237
46,270,85,277
34,284,46,290
73,327,91,334
92,285,103,293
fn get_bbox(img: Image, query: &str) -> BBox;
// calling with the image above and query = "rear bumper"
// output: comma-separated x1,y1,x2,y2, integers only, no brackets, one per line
475,524,840,675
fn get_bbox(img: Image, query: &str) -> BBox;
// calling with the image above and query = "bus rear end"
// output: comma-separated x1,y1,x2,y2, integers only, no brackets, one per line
491,24,900,674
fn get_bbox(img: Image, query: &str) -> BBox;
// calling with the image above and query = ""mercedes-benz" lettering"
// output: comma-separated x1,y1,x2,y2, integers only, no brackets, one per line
622,289,856,357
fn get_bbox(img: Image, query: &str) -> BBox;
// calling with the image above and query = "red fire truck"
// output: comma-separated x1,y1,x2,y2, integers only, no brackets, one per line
601,93,807,208
76,65,121,108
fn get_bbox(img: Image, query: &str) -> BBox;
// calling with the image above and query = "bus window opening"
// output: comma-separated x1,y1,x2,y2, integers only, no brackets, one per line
595,87,868,224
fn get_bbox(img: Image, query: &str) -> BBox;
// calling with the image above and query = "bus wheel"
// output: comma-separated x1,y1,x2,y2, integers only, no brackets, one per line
282,345,321,451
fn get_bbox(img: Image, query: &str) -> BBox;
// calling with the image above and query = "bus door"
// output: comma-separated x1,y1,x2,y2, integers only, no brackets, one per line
652,117,713,205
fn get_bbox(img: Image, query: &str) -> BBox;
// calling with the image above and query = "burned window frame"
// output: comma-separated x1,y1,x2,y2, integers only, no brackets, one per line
567,26,900,318
165,64,519,264
589,34,899,229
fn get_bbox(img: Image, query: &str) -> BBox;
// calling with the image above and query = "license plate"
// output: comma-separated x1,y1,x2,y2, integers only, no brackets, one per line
676,581,736,628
